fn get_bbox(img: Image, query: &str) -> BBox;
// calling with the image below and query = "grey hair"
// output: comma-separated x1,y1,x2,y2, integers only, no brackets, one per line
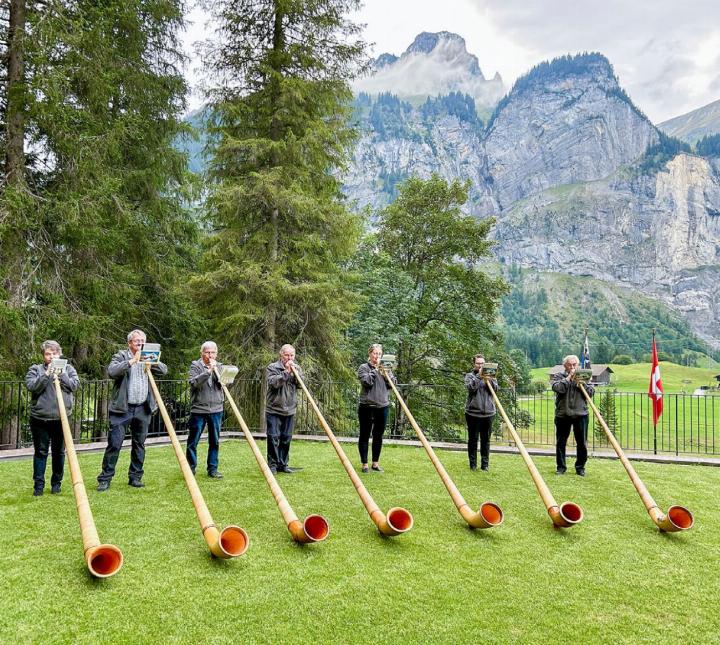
41,340,62,354
368,343,383,355
563,354,580,365
279,343,295,355
201,341,218,352
127,329,146,342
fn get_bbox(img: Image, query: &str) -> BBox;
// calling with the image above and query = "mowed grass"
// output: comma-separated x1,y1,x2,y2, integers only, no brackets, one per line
1,440,718,645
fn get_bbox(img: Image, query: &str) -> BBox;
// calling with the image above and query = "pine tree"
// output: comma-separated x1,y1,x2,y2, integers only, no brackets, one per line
193,0,368,376
1,1,199,376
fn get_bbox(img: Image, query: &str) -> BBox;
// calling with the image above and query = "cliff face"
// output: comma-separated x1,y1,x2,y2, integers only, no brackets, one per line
483,56,657,209
343,49,720,349
493,154,720,346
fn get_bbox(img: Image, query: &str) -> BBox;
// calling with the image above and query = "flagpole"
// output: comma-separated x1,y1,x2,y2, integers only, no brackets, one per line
652,328,657,455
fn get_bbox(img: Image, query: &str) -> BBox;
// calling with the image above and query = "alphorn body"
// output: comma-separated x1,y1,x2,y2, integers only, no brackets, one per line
217,371,328,543
578,383,693,532
486,379,583,528
52,375,123,577
379,365,503,529
289,364,413,536
145,367,249,558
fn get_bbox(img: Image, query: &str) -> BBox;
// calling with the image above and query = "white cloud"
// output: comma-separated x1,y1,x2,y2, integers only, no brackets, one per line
182,1,720,122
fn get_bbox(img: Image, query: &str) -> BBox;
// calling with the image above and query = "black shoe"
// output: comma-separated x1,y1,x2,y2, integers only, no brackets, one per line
469,464,477,471
362,465,370,473
51,484,61,494
371,465,384,472
481,464,489,472
208,471,223,479
128,479,145,488
556,468,566,475
278,467,294,474
33,489,43,497
576,468,586,477
97,481,110,492
269,467,277,474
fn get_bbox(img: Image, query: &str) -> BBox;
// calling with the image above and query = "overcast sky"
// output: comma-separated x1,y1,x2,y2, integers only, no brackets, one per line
183,0,720,123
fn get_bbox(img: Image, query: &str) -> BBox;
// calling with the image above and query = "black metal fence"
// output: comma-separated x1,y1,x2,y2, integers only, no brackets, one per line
2,380,718,456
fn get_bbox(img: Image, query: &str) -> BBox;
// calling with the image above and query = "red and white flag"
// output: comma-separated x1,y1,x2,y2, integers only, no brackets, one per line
648,335,663,426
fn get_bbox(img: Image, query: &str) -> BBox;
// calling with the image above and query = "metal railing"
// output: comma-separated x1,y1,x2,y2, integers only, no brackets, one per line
2,380,718,456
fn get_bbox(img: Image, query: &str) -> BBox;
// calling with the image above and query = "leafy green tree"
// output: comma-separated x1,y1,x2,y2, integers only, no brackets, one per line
193,0,368,377
0,1,199,377
347,175,512,437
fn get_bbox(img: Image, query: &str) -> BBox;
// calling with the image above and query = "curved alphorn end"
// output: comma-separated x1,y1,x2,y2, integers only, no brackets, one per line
288,515,330,543
462,502,504,529
206,525,249,558
548,502,584,528
377,507,414,536
85,544,124,578
655,505,694,532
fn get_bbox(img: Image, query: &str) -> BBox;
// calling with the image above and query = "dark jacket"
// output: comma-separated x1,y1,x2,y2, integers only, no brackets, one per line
551,372,594,418
25,363,80,420
188,359,225,414
357,362,396,408
266,360,302,416
464,371,498,418
108,350,168,414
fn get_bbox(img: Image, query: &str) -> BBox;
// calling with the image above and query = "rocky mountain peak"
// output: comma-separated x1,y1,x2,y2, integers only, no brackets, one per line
356,31,504,108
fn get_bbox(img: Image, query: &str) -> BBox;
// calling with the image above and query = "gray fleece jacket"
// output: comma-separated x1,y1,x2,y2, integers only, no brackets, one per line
551,372,595,418
108,350,168,414
188,359,225,414
464,371,498,418
266,360,302,416
25,363,80,420
357,362,396,408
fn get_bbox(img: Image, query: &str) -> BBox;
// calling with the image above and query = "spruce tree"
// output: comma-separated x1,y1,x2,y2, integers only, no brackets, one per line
0,1,199,376
193,0,368,377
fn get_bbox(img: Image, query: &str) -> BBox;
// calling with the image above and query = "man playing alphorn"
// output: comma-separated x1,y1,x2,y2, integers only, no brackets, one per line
186,341,225,479
551,354,594,476
97,329,167,491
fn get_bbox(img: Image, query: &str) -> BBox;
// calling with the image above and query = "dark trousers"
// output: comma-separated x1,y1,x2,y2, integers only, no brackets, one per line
358,404,388,463
186,412,222,473
98,404,151,483
465,414,492,468
30,418,65,492
555,415,588,472
266,412,295,470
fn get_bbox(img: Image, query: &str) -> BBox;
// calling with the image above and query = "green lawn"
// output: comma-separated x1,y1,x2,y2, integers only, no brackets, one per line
531,362,719,393
1,440,718,644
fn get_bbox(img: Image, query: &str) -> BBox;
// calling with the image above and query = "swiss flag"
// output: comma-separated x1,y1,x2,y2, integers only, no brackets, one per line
648,336,664,426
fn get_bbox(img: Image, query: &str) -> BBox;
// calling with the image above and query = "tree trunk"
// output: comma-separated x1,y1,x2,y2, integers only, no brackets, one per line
5,0,26,186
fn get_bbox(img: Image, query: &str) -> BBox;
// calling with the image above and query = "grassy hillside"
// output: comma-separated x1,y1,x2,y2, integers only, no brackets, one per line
531,362,720,393
501,268,715,368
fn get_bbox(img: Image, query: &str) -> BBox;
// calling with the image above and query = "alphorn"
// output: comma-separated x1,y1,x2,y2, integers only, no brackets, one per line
53,375,123,577
216,369,329,543
379,365,503,529
486,378,583,528
145,366,249,558
289,364,413,536
578,383,693,532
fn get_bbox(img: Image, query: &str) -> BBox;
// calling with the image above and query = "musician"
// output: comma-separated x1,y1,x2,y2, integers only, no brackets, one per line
186,341,225,479
265,344,303,474
96,329,167,491
25,340,79,496
464,354,498,471
357,344,396,473
551,354,594,476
